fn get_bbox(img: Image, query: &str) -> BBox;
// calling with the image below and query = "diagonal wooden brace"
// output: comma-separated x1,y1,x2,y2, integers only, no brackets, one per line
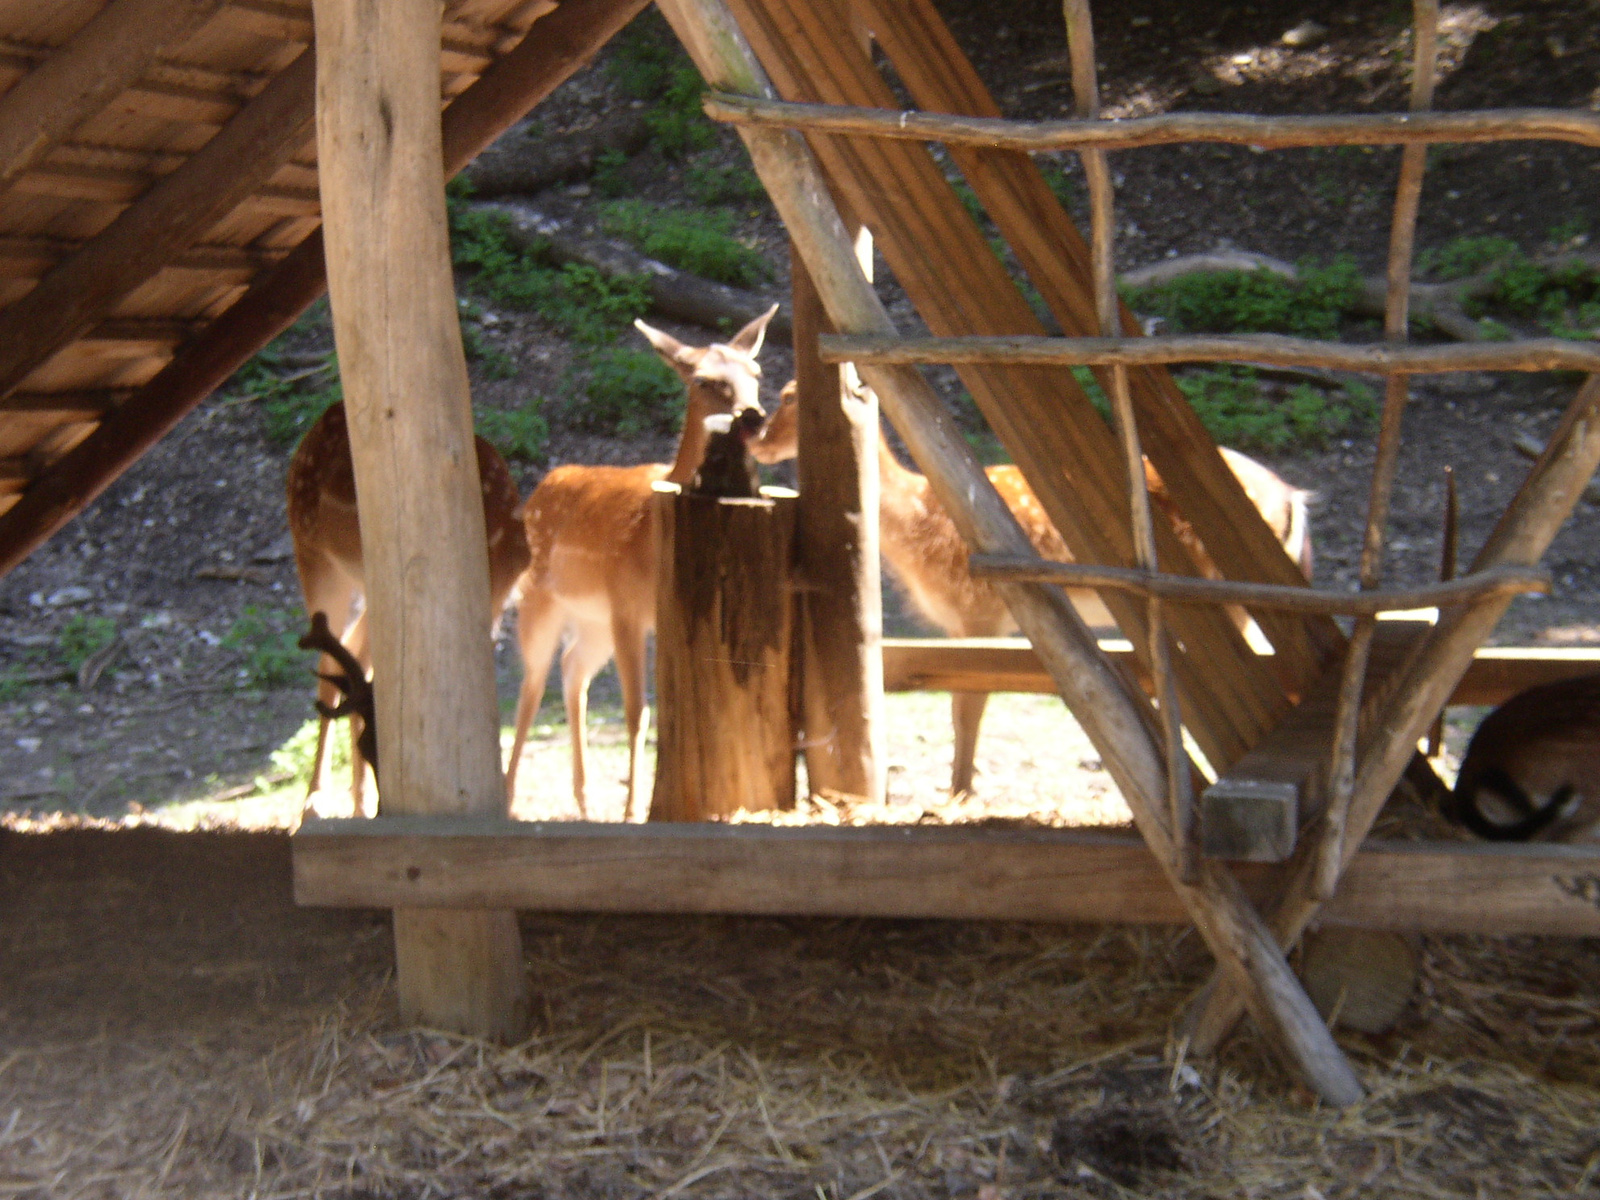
656,0,1363,1106
1186,373,1600,1051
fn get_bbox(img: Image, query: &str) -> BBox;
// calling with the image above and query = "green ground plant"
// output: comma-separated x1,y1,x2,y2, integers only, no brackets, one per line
224,607,313,689
599,200,771,288
684,154,766,206
1419,233,1600,339
1126,256,1365,339
569,347,684,436
606,11,716,159
1175,366,1377,453
476,404,548,462
56,615,118,674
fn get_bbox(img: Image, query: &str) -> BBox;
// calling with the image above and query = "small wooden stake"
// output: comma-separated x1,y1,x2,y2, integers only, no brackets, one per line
650,484,798,820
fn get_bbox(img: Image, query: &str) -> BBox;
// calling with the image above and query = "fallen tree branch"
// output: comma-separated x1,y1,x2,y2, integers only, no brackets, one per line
474,200,791,339
462,110,652,198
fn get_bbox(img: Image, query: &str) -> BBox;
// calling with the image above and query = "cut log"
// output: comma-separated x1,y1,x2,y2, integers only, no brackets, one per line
463,109,651,196
1299,928,1420,1035
314,0,527,1041
650,483,798,821
474,200,790,336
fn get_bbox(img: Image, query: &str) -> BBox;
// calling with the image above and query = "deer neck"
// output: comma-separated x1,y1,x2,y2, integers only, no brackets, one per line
875,426,935,536
665,400,714,485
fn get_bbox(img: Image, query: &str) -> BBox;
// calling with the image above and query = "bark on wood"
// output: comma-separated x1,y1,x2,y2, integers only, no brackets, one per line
969,555,1549,614
704,91,1600,153
295,818,1600,938
820,333,1600,374
793,246,884,803
463,109,651,197
474,200,791,336
314,0,526,1041
656,0,1363,1107
0,0,225,192
0,0,644,583
650,485,798,820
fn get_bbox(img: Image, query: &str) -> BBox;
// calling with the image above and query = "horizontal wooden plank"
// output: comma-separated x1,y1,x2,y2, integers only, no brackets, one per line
0,389,128,416
0,234,281,279
293,817,1600,936
818,332,1600,377
704,91,1600,152
969,554,1549,616
881,637,1600,708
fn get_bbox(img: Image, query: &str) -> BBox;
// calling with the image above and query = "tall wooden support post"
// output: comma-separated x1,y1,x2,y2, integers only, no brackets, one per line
650,484,799,820
792,239,884,802
313,0,528,1040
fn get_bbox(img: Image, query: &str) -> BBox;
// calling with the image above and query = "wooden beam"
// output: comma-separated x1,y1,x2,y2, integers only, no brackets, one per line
0,0,649,583
0,235,280,280
314,0,526,1040
0,458,30,494
0,0,225,193
704,91,1600,152
880,636,1600,708
0,391,128,417
293,817,1600,939
0,48,316,403
970,555,1550,615
660,0,1362,1108
793,246,885,802
818,333,1600,377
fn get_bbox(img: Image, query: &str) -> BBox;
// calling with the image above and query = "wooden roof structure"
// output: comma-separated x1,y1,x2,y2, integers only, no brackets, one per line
0,0,649,581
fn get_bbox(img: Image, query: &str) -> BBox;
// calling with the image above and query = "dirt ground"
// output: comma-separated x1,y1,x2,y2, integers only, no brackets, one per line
4,0,1600,1194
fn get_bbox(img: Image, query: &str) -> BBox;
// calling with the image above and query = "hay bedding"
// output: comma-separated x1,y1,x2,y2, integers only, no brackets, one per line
3,828,1600,1198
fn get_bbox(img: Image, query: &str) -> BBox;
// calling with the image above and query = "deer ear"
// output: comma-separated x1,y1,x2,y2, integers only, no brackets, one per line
634,319,701,376
728,304,779,357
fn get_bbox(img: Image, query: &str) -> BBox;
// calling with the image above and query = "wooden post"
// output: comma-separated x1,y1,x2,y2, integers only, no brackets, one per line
650,484,799,820
313,0,528,1040
792,243,884,803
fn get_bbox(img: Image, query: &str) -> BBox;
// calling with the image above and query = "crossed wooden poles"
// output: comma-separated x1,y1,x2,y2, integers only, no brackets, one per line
658,0,1600,1103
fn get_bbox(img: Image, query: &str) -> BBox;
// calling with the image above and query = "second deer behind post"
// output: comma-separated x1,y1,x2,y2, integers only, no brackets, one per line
751,381,1315,795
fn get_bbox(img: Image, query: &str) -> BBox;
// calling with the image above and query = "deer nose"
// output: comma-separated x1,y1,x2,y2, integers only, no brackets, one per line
734,406,765,436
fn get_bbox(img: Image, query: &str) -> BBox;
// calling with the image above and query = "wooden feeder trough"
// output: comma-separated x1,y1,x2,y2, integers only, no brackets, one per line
1,0,1599,1110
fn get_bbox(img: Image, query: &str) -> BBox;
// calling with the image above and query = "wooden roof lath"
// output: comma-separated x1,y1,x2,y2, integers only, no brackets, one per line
0,0,650,581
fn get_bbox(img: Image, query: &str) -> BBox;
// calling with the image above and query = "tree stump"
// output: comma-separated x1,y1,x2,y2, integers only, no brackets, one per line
650,482,797,820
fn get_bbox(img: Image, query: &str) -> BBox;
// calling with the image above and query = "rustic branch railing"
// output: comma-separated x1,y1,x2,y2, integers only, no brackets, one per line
968,556,1549,614
704,92,1600,151
816,333,1600,374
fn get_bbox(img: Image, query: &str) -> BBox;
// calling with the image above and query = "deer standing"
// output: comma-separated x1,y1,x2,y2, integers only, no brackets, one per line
1449,675,1600,841
286,400,530,812
504,306,777,819
751,381,1315,794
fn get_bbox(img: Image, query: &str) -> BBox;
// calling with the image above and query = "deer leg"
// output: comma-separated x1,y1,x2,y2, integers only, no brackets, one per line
611,614,650,823
561,621,615,819
951,691,990,796
506,587,566,807
296,560,362,803
341,609,371,815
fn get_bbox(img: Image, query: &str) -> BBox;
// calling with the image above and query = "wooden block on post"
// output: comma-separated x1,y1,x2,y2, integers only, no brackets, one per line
793,241,884,803
313,0,527,1040
651,483,799,820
